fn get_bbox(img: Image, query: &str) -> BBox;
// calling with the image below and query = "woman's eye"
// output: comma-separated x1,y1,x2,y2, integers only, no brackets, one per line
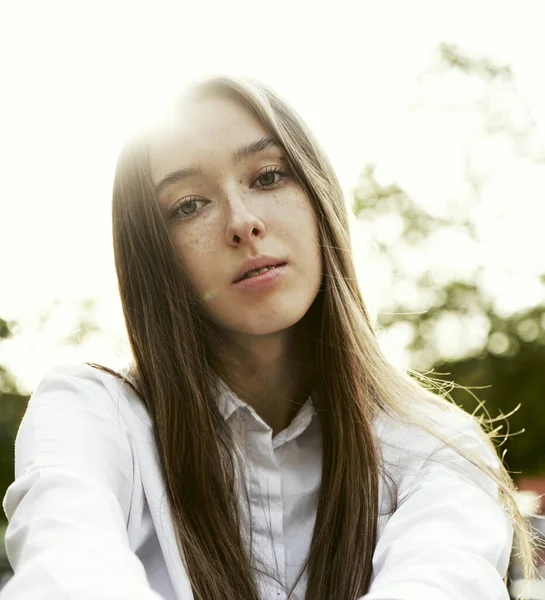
253,167,287,189
257,172,278,187
170,197,207,220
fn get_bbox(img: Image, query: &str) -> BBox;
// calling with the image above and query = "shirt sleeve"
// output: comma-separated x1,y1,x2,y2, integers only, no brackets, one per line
1,364,164,600
362,415,514,600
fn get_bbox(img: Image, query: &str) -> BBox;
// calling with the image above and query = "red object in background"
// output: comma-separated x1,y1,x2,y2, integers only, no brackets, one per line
516,477,545,513
515,476,545,572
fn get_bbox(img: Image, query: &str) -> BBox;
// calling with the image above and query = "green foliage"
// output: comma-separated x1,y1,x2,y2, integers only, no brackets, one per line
0,393,29,511
354,162,545,475
434,339,545,477
0,320,30,524
0,319,13,341
353,44,545,479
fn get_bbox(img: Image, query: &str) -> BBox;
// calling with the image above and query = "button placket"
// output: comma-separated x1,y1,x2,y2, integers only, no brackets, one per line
243,416,287,598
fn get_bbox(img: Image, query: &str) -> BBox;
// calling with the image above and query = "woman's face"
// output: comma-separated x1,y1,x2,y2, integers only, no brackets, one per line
149,94,322,336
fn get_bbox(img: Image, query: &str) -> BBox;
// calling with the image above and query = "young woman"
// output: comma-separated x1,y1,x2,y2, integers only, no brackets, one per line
2,76,536,600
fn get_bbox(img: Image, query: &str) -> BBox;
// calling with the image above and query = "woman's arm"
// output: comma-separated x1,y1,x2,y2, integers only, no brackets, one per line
1,365,164,599
363,418,513,600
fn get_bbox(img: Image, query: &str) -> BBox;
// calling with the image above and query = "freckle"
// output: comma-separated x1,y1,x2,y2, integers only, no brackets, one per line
239,179,243,184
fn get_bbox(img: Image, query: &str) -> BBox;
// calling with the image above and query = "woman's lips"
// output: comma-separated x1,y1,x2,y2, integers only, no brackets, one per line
231,263,288,290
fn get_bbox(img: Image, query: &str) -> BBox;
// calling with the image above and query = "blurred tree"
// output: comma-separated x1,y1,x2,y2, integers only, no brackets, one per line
0,320,30,523
434,321,545,477
354,45,545,477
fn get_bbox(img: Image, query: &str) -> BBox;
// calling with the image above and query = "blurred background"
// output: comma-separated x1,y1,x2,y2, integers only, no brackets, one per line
1,1,545,596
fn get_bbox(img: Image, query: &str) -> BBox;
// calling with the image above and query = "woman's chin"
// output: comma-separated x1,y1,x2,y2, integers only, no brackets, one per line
222,315,304,338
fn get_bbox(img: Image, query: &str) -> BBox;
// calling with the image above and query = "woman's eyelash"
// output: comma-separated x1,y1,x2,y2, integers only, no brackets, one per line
169,196,208,221
251,166,289,189
169,166,289,221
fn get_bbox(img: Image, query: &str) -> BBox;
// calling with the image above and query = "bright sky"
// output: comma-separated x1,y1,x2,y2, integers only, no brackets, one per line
1,0,545,390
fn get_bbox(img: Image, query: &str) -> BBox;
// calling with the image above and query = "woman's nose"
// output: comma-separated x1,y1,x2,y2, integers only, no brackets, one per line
223,188,266,246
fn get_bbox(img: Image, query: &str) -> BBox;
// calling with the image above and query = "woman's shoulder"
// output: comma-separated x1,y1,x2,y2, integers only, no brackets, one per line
30,362,144,417
18,362,152,460
35,361,133,392
373,398,496,485
9,362,149,498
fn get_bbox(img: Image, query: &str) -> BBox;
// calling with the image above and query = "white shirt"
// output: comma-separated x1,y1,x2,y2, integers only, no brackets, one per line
1,363,513,600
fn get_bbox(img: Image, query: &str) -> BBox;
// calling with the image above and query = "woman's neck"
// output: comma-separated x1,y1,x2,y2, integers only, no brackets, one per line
214,324,316,436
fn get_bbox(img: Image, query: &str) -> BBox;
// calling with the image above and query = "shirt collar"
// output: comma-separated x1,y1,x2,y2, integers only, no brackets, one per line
213,376,317,431
214,376,247,421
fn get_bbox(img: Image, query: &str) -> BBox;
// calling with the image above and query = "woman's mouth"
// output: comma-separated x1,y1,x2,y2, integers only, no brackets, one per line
232,263,288,289
237,263,286,281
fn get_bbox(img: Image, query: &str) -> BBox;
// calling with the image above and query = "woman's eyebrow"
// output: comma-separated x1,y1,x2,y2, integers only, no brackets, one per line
154,137,282,195
232,136,280,165
155,166,203,195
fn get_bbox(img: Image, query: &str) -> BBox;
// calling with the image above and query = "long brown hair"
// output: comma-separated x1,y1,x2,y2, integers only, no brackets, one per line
90,75,538,600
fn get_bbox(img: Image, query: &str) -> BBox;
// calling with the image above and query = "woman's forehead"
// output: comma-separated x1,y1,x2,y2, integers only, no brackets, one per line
148,96,271,183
